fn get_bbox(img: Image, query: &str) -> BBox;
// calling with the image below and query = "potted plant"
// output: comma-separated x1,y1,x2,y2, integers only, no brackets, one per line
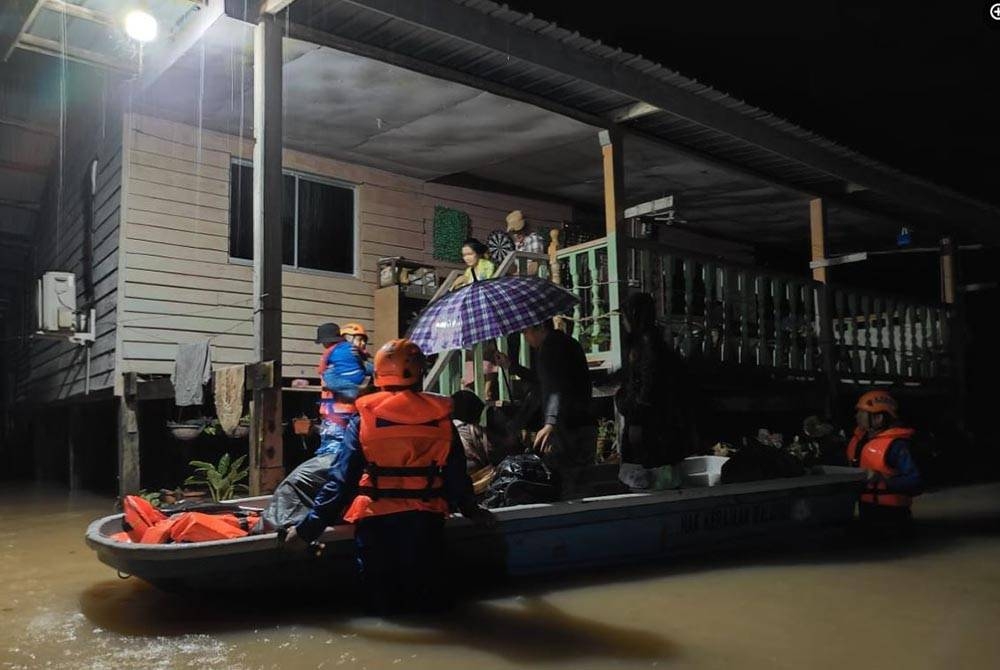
292,415,314,437
158,486,208,505
184,453,250,502
595,418,618,463
138,489,162,508
166,418,206,441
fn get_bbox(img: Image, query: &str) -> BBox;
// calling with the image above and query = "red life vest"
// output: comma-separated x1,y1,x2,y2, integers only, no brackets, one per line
122,495,168,542
317,345,357,423
846,426,916,508
118,496,261,544
342,390,454,523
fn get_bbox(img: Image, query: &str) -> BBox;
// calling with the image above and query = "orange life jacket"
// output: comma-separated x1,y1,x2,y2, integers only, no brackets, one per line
846,426,917,508
117,496,261,544
166,511,261,543
122,495,168,542
342,390,454,523
130,511,261,544
317,345,357,423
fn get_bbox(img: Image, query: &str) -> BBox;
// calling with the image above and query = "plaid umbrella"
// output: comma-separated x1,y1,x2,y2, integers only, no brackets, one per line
407,276,579,354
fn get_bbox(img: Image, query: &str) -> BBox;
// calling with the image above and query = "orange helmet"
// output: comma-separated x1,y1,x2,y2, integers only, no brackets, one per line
856,390,898,418
374,339,425,387
340,323,368,338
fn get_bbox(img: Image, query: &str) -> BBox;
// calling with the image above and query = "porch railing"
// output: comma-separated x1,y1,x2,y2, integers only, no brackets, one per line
554,237,619,368
554,236,952,384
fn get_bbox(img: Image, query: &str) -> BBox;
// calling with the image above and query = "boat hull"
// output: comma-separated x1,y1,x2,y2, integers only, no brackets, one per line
86,467,865,593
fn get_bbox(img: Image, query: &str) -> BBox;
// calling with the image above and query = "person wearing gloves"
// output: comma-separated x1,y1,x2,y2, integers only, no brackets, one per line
285,339,495,614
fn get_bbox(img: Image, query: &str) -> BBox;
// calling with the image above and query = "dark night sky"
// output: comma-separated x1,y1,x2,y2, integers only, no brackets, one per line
509,1,1000,206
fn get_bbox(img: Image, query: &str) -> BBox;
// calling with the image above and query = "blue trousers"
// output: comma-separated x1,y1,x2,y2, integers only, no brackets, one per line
316,416,349,456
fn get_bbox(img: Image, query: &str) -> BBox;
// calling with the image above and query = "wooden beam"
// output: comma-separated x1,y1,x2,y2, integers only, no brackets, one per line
598,128,624,371
262,0,297,14
17,33,138,74
962,282,998,293
250,13,284,495
809,252,868,269
43,0,113,25
610,101,660,123
245,361,275,391
117,372,141,498
136,0,224,90
1,0,42,61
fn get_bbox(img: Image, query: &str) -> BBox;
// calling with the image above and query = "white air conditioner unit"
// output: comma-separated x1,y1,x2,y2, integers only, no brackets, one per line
37,271,77,332
35,272,95,344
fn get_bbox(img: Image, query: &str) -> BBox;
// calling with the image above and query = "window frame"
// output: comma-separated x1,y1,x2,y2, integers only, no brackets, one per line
228,158,360,280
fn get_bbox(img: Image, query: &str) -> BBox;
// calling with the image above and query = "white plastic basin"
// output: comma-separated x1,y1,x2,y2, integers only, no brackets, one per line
679,455,730,487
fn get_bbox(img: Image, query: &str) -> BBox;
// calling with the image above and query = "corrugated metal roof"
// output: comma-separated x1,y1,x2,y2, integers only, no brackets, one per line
293,0,999,241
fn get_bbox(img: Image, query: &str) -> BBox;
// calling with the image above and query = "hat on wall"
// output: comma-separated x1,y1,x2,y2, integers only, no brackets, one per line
315,322,342,345
505,210,526,232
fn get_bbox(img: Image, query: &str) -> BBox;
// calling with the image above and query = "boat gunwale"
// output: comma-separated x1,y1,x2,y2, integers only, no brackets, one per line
85,467,865,562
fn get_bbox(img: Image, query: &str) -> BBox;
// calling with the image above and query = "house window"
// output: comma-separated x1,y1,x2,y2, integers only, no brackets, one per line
229,162,356,275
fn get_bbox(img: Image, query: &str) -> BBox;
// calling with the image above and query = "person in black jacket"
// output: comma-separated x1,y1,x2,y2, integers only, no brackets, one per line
495,320,595,498
615,292,699,468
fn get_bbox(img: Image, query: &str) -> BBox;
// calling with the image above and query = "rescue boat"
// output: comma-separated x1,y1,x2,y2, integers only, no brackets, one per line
85,466,865,594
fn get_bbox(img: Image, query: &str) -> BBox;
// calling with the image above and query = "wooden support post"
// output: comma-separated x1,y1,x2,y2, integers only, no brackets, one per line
250,14,284,495
68,405,82,491
117,372,140,499
598,129,625,370
940,237,956,305
810,198,829,284
941,236,967,430
810,198,839,418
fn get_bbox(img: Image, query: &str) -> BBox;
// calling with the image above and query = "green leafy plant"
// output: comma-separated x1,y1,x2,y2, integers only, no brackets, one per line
138,489,161,508
200,418,221,437
595,417,618,462
184,453,249,502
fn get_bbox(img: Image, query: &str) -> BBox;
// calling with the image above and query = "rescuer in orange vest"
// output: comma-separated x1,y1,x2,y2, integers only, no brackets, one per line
846,389,923,528
286,338,496,613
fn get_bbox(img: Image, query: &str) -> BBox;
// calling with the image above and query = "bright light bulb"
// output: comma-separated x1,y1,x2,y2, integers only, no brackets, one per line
124,10,157,43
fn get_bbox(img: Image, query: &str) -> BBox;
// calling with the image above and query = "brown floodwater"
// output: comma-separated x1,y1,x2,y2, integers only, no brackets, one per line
1,481,998,670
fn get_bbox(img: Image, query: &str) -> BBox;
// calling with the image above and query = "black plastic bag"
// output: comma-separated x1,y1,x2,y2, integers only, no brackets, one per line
481,454,557,508
262,453,335,529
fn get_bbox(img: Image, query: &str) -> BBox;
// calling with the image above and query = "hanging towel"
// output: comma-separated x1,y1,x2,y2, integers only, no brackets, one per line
214,364,246,436
173,341,212,406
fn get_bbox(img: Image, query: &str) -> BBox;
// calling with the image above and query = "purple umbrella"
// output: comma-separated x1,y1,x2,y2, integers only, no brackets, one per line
406,276,579,354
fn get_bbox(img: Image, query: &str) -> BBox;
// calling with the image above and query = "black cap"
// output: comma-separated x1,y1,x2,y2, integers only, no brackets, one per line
315,322,341,345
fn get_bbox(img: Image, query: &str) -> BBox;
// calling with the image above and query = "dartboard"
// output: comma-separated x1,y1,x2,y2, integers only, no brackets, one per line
487,230,515,264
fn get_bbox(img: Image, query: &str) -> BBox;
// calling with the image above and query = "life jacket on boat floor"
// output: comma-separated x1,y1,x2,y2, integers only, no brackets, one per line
122,495,168,543
117,496,261,543
163,511,261,543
